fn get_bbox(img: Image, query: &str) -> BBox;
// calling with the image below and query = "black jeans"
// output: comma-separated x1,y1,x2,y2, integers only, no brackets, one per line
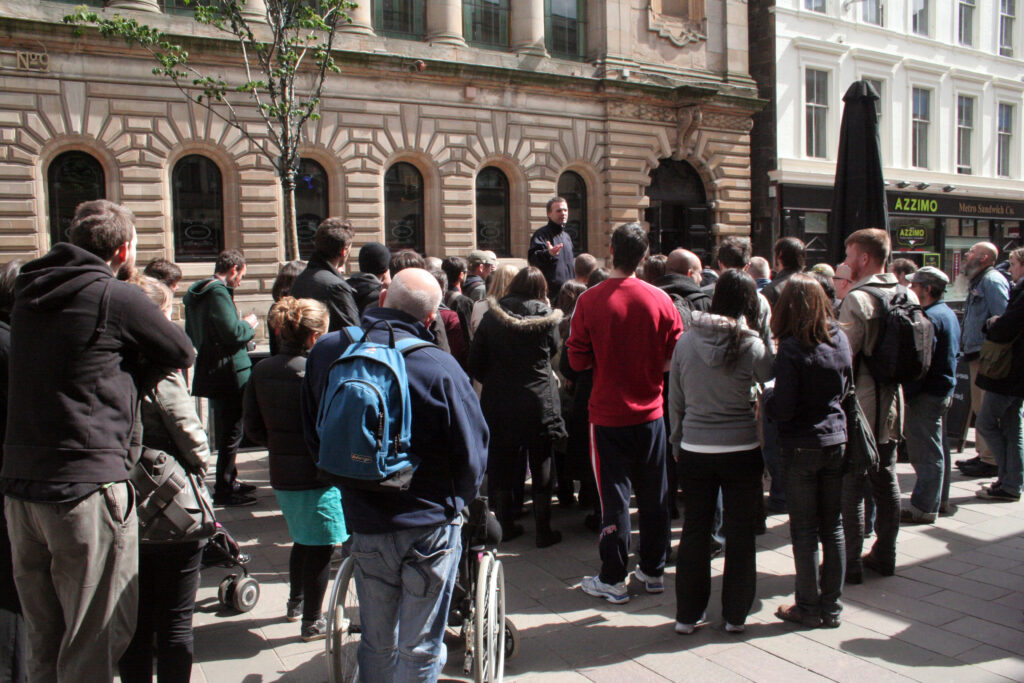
488,436,556,536
211,389,245,496
676,447,762,626
592,421,669,584
783,445,845,620
119,541,203,683
842,440,899,571
289,544,335,622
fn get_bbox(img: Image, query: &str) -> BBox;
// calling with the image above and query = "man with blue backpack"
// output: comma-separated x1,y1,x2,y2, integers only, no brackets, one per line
301,267,488,682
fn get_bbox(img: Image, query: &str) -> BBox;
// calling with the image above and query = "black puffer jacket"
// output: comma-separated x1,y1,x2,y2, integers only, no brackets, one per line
976,279,1024,397
243,344,320,490
468,296,567,445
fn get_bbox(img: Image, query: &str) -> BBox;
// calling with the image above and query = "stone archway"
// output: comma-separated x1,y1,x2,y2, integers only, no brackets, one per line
644,159,711,263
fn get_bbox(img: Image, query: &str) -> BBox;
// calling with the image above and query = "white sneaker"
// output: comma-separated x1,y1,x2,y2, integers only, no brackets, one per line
632,567,665,594
674,614,709,634
580,575,629,604
725,622,746,633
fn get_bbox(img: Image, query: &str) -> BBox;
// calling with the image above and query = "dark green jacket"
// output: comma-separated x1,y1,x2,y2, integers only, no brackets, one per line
184,277,254,396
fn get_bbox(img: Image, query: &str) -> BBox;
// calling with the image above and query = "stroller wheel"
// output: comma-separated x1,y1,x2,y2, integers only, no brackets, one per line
232,576,260,613
218,574,238,608
504,617,520,660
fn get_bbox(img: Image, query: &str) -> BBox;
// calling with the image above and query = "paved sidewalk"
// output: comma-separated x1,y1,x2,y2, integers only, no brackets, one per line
183,440,1024,682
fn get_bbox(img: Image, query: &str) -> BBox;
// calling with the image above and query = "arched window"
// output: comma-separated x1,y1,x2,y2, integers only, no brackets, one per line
374,0,425,38
464,0,509,48
172,155,224,262
476,167,510,256
384,162,424,254
296,158,329,260
557,170,588,253
48,151,105,246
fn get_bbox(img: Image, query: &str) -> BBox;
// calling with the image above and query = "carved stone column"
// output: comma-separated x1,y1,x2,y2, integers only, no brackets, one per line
510,0,548,56
106,0,161,11
240,0,267,23
426,0,466,46
341,0,375,35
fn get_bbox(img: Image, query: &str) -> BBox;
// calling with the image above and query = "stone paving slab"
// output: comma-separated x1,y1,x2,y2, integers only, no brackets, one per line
160,437,1024,683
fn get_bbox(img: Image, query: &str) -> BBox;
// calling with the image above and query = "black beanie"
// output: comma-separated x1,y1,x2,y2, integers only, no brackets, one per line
358,242,391,275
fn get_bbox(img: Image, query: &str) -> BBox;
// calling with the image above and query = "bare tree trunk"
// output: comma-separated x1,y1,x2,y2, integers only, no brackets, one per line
281,169,299,261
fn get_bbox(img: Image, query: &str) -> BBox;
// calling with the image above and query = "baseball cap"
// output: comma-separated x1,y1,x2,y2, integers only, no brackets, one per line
468,250,497,266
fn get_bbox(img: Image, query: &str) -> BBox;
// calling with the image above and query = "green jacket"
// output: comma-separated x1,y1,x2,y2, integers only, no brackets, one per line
183,277,254,396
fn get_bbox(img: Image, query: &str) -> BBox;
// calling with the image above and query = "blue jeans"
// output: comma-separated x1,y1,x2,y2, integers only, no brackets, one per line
783,445,845,621
977,392,1024,496
350,518,463,683
906,393,952,517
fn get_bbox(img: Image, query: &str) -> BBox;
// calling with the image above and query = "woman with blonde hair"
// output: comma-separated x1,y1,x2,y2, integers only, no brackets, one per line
119,275,210,683
469,263,519,335
243,297,348,641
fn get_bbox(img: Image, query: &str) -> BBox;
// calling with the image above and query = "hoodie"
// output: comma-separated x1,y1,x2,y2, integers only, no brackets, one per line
668,311,774,451
2,243,194,487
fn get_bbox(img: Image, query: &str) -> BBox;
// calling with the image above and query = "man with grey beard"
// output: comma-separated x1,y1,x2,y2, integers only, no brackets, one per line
956,242,1010,478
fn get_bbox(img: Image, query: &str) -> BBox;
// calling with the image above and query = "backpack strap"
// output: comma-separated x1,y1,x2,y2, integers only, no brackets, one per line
847,285,891,438
395,337,437,356
341,325,362,345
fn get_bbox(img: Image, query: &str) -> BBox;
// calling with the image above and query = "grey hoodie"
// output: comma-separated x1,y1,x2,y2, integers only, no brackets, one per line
668,311,774,452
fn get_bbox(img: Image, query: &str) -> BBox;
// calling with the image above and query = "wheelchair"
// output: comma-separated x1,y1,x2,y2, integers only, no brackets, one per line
325,498,519,682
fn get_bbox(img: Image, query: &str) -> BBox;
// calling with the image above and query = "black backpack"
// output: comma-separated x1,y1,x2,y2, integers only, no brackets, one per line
667,290,711,330
857,286,934,386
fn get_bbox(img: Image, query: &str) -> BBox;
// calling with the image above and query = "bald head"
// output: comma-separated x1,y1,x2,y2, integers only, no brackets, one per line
667,248,702,284
974,242,998,262
383,267,442,325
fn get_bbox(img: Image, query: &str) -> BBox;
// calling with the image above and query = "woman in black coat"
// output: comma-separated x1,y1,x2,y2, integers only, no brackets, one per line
468,266,566,547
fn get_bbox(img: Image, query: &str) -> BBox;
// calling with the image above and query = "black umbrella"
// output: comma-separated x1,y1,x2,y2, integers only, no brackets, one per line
830,80,888,265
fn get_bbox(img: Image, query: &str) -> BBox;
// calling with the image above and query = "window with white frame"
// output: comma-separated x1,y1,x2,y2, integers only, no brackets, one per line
958,0,975,47
957,95,974,174
863,0,882,26
1000,0,1016,57
998,103,1015,177
806,69,829,159
912,87,930,168
912,0,929,35
865,78,883,125
805,0,825,13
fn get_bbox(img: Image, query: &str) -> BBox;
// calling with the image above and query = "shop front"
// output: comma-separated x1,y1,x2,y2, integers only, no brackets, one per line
778,184,1024,300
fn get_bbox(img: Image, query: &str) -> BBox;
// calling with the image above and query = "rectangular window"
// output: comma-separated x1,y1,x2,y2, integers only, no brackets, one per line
805,0,826,12
863,0,882,26
463,0,510,48
805,69,829,159
912,87,930,168
998,103,1014,177
957,95,974,175
865,78,883,125
374,0,425,39
912,0,929,35
959,0,975,46
546,0,586,59
1001,0,1016,57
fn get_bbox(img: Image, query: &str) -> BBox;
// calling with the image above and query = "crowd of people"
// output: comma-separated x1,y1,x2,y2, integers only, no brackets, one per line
0,194,1020,681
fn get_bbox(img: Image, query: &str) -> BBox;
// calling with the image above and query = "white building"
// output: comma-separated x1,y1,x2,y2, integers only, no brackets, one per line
750,0,1024,287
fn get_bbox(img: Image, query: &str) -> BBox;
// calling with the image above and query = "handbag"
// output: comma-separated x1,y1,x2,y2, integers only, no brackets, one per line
128,405,217,544
842,386,880,474
191,337,237,398
130,446,218,543
978,335,1019,381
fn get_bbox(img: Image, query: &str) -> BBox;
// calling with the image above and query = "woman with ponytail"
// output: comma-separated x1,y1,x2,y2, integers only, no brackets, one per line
243,296,347,642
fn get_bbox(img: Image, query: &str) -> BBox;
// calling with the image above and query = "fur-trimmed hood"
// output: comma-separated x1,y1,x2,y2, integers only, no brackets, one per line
486,295,563,331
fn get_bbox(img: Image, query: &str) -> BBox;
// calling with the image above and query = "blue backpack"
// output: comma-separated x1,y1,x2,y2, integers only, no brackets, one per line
315,322,435,490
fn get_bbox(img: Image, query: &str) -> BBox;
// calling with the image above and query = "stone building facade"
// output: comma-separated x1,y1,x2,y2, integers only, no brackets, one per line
0,0,758,314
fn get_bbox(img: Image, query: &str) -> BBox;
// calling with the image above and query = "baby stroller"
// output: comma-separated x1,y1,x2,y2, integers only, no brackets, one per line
202,522,261,614
325,497,519,682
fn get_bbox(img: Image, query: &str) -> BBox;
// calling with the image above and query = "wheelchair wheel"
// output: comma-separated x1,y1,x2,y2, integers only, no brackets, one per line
325,556,360,683
472,552,506,682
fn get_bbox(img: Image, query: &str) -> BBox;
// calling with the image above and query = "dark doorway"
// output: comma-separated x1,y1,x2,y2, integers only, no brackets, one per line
644,159,710,264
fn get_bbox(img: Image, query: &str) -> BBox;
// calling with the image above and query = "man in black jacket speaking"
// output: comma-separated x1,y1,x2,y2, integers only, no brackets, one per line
528,197,575,298
1,200,195,681
291,217,360,331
